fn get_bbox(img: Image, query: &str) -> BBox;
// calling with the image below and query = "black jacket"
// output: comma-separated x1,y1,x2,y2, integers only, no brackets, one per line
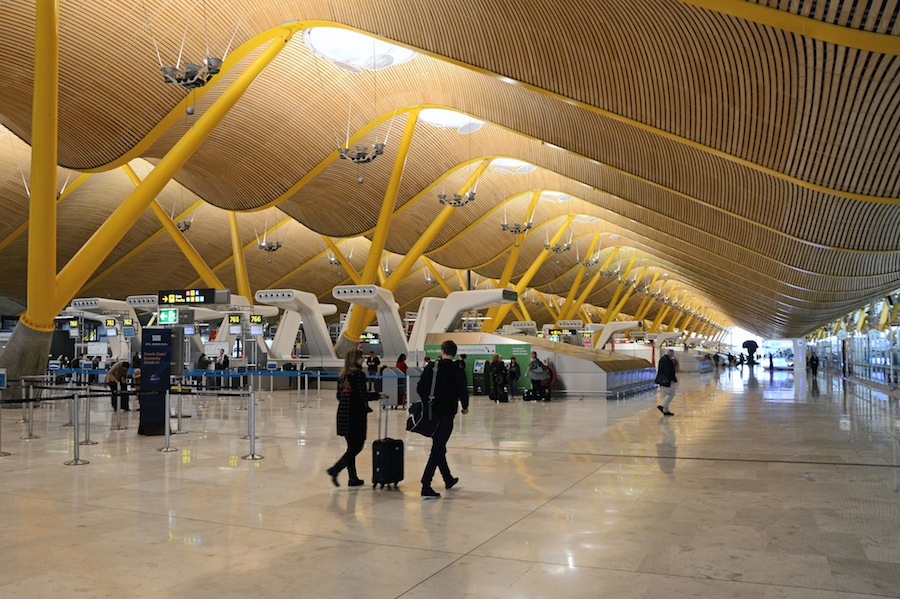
656,355,678,385
417,358,469,417
335,369,376,437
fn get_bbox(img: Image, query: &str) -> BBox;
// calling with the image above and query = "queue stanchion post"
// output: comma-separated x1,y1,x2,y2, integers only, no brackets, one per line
236,376,248,411
62,382,75,427
268,371,273,400
64,392,89,466
315,371,321,400
80,389,97,446
304,373,309,408
241,378,263,460
111,385,126,431
296,371,301,404
242,374,253,440
17,383,27,424
157,390,178,453
174,381,187,435
20,383,40,440
0,400,11,457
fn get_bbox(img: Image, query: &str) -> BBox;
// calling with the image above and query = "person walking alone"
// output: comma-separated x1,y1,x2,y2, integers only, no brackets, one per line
507,356,521,398
655,349,678,416
327,348,378,487
416,340,469,499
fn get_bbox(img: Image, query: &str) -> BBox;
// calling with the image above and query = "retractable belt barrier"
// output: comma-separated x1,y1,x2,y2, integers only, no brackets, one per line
2,369,424,466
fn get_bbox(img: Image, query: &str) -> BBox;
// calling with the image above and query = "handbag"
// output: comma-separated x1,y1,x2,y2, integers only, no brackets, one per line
406,363,439,437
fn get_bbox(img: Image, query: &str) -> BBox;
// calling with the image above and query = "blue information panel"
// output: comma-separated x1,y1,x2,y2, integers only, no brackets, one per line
139,328,172,436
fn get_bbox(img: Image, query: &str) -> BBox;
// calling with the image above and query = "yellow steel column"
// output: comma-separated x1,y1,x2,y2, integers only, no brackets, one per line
606,266,648,322
484,190,543,324
668,311,687,332
21,0,60,331
359,110,420,285
631,273,660,322
53,33,291,314
581,305,594,324
558,232,601,323
565,246,620,321
383,159,488,291
339,109,420,346
601,258,636,324
455,270,468,290
649,305,672,333
321,237,361,284
510,304,526,322
228,212,252,299
637,280,673,322
538,292,560,321
420,258,451,296
121,164,224,289
517,296,532,322
483,215,576,333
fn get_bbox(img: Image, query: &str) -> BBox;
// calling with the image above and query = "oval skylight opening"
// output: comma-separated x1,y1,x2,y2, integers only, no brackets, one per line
491,158,537,175
542,191,572,203
304,27,417,72
418,109,484,134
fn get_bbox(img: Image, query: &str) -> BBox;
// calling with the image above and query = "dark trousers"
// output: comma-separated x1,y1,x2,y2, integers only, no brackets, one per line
330,434,365,480
107,381,127,410
421,415,454,486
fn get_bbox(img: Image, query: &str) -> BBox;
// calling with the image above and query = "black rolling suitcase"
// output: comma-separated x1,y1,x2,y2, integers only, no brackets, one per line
372,394,404,488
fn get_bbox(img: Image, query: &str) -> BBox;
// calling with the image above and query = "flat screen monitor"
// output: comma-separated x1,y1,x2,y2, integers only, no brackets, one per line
249,324,264,336
69,327,79,339
105,327,117,337
122,326,135,338
228,324,242,335
183,326,195,336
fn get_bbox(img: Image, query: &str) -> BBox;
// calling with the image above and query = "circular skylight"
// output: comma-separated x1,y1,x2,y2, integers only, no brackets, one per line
418,109,484,134
491,158,537,175
304,27,417,72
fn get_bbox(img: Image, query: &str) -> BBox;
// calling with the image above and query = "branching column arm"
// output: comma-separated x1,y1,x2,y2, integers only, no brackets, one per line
483,215,576,333
607,266,648,322
51,32,292,317
564,246,620,321
422,257,453,295
321,236,361,284
121,164,223,289
558,232,601,322
601,258,636,324
485,190,542,324
228,212,252,299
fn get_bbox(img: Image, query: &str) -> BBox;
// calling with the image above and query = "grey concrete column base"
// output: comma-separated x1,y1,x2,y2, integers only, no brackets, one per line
333,335,356,361
0,321,53,401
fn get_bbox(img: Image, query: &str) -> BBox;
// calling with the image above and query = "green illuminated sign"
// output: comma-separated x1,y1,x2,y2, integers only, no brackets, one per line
158,308,178,325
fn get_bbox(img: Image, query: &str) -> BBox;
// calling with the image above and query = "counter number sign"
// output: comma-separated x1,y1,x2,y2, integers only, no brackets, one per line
228,314,242,324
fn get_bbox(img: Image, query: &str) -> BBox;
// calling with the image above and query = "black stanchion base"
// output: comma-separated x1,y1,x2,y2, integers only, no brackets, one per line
241,454,264,460
64,459,89,466
156,446,178,453
79,440,98,446
0,451,11,457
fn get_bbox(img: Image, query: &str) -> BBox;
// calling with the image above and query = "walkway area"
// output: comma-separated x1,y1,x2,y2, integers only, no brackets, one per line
1,368,898,597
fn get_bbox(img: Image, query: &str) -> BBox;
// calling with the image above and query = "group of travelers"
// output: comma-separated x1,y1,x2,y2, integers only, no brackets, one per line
327,340,469,500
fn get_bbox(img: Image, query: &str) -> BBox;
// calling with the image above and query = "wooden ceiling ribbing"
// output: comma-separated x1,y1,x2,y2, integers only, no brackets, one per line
0,0,898,338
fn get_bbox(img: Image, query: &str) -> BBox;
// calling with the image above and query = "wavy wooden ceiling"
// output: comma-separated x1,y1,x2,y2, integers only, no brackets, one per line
0,0,898,339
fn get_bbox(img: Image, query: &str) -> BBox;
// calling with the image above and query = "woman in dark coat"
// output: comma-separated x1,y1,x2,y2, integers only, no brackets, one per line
327,348,378,487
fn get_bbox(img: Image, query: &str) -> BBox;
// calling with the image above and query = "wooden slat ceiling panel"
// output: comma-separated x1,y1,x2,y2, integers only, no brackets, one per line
2,2,895,196
745,0,900,35
0,1,897,338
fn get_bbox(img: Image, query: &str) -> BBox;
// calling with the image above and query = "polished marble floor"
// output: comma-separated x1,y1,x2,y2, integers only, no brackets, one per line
1,367,898,598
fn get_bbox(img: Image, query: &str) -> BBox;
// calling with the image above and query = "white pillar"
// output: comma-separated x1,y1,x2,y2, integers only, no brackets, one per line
793,338,806,375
